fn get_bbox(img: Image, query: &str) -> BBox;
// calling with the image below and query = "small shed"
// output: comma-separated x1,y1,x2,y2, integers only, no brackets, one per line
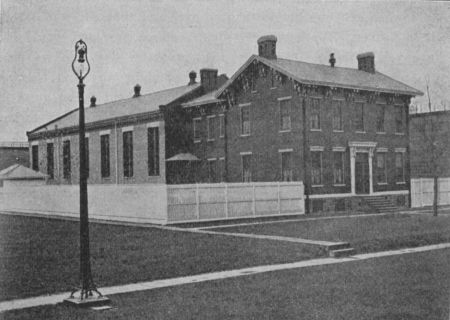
166,153,201,184
0,164,48,187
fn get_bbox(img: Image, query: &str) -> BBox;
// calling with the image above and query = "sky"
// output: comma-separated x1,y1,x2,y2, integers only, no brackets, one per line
0,0,449,142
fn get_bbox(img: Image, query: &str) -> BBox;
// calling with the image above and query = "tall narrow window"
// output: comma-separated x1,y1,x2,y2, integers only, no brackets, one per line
148,127,160,176
310,98,321,130
123,131,133,177
376,104,385,132
279,99,291,131
242,154,252,182
193,118,201,142
46,143,54,179
395,106,404,133
332,100,343,131
208,159,217,183
376,152,387,184
63,140,71,180
207,116,217,141
355,102,365,132
100,134,110,178
218,158,225,182
240,104,250,135
31,145,39,171
281,151,293,181
85,137,89,178
311,151,323,186
333,151,345,185
219,114,225,138
395,152,405,182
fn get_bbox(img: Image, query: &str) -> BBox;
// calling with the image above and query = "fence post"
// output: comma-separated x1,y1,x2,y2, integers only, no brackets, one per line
225,184,228,218
196,184,200,220
277,182,281,214
252,183,256,216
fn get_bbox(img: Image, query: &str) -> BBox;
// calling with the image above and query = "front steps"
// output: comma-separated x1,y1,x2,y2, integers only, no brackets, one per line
364,196,399,213
326,242,356,258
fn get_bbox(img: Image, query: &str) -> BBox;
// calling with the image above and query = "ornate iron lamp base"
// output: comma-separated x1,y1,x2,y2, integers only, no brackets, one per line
64,287,110,307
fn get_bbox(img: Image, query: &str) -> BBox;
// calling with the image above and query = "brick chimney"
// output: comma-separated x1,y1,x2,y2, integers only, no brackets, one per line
257,35,277,59
357,52,375,73
133,84,141,97
329,53,336,67
200,68,218,92
90,96,96,107
188,71,197,85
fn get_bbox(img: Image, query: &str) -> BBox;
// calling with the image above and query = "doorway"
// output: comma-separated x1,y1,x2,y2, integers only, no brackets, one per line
355,152,369,194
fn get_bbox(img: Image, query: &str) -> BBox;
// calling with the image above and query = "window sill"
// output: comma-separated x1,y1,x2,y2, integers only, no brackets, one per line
194,140,201,144
251,90,258,94
333,130,344,133
333,184,346,187
240,134,251,137
207,139,215,142
279,129,291,133
396,181,406,185
355,131,366,134
270,87,277,90
219,135,224,139
376,132,386,135
312,184,324,188
377,182,388,185
395,132,405,136
310,129,322,132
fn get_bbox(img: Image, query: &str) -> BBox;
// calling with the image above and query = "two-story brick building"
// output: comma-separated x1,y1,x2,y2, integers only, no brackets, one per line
182,35,423,212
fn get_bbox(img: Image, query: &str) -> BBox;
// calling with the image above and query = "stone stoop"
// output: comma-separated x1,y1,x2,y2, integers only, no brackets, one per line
326,242,356,258
364,196,399,213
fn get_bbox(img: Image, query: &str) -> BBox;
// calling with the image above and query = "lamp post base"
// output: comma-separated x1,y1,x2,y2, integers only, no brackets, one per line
64,291,110,308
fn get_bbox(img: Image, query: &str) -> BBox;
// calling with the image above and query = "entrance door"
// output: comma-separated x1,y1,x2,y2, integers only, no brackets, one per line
355,153,369,194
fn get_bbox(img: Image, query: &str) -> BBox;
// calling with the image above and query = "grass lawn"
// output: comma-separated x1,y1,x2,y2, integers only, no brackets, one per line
0,214,322,301
211,213,450,252
3,247,450,319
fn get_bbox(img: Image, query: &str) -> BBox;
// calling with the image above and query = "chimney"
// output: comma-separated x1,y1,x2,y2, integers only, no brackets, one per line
90,96,96,107
200,68,218,93
357,52,375,73
133,84,141,97
257,35,277,59
329,53,336,67
188,70,197,85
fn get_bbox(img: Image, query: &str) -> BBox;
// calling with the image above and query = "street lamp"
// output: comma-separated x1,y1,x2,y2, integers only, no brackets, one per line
65,39,109,306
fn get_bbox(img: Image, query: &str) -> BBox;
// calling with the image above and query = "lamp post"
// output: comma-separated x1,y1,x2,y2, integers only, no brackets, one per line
65,39,109,306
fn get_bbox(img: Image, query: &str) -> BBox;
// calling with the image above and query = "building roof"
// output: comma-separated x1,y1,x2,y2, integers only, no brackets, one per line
216,55,423,98
30,84,201,134
182,89,224,108
0,141,28,148
0,164,47,180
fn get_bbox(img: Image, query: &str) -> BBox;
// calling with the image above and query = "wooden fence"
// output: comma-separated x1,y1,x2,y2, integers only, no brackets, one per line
411,178,450,208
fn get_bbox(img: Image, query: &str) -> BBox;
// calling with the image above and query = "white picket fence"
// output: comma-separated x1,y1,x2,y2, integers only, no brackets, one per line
0,181,305,224
410,178,450,208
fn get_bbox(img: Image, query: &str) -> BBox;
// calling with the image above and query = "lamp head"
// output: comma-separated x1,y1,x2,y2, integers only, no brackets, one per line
72,39,90,80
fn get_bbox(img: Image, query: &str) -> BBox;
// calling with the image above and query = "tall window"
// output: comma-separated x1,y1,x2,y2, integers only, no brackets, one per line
207,116,217,141
218,158,225,182
123,131,133,177
281,151,293,181
100,134,110,178
333,151,345,185
311,151,323,186
193,118,201,142
85,137,89,178
46,143,54,179
376,104,385,132
395,152,405,182
32,145,39,171
148,127,160,176
63,140,71,180
242,154,252,182
310,98,321,130
219,114,225,138
395,106,404,133
355,102,365,132
332,100,343,131
376,152,387,184
240,104,250,135
208,159,217,183
279,99,291,131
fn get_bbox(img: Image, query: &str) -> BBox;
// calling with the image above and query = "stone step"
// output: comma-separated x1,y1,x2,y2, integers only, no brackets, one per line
326,242,351,251
329,248,356,258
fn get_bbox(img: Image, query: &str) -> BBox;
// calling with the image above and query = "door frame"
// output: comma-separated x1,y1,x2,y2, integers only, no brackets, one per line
349,141,377,195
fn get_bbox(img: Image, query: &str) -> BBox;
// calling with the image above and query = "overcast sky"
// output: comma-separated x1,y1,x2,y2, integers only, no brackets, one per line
1,0,449,142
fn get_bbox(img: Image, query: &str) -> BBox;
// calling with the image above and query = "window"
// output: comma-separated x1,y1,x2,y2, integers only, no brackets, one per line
240,104,250,135
100,135,110,178
193,118,201,142
148,127,160,176
279,99,291,131
207,116,217,141
376,152,387,184
332,100,343,131
395,152,405,183
333,151,345,185
84,137,89,178
208,159,217,182
280,151,293,181
310,98,321,130
219,114,225,138
376,104,385,132
218,158,225,182
242,154,252,182
395,106,405,133
46,143,54,179
123,131,133,177
32,145,39,171
311,151,323,186
355,102,364,131
63,140,71,180
271,70,276,88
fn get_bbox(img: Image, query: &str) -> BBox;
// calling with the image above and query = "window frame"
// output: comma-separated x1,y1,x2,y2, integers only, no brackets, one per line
332,100,343,132
332,149,345,186
193,117,202,143
207,158,217,183
278,97,292,132
395,105,405,134
123,130,134,178
376,103,386,133
206,115,217,142
279,149,294,182
147,127,160,176
376,150,388,185
354,102,365,132
46,142,54,179
310,147,324,187
100,134,110,178
219,114,225,138
310,98,321,131
395,150,406,184
240,103,251,136
62,140,71,180
241,152,252,182
31,145,39,171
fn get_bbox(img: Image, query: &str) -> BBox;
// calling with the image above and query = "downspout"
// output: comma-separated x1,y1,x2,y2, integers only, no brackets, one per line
302,96,310,214
115,120,119,184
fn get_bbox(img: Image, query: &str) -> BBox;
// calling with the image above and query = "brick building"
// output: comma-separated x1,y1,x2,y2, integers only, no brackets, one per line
182,35,422,212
